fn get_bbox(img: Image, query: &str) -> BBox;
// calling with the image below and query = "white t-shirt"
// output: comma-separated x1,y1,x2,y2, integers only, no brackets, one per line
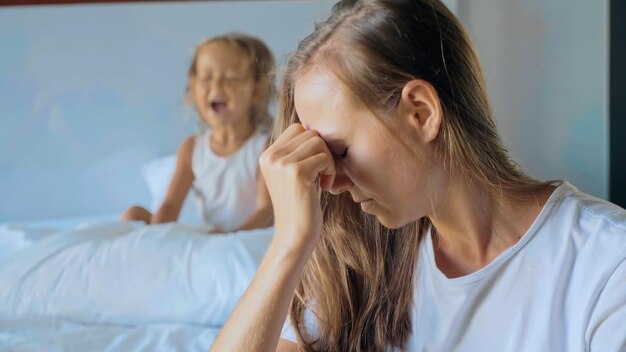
281,182,626,351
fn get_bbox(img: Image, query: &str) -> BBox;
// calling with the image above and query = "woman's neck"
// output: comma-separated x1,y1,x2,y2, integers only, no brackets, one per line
428,177,554,278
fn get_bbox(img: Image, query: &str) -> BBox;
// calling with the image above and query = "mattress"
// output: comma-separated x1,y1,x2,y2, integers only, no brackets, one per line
0,217,273,351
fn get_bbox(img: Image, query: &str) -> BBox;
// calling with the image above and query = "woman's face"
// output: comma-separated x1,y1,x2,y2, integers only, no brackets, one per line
191,42,257,128
294,65,445,228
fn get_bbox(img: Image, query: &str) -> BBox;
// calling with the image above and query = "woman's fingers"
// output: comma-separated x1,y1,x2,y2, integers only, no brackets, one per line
264,123,337,186
259,122,338,251
270,128,320,159
295,152,336,190
280,136,336,183
267,123,308,153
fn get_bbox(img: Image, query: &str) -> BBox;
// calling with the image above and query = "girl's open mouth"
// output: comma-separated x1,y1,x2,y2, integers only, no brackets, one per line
211,101,229,116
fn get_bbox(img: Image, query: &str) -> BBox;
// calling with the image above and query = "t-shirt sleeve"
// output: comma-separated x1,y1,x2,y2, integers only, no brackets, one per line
280,305,321,344
588,258,626,351
280,316,298,343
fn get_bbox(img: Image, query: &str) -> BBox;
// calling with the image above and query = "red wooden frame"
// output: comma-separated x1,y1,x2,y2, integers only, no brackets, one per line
0,0,262,6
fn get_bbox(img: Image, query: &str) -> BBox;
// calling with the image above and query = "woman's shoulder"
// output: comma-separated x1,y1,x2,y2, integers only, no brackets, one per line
555,182,626,237
541,181,626,275
518,182,626,280
551,184,626,348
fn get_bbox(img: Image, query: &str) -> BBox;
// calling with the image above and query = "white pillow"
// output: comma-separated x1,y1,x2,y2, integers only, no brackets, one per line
141,155,203,225
0,223,274,327
0,225,52,259
0,215,130,259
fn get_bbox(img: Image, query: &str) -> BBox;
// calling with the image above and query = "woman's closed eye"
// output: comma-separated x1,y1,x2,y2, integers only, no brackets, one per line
322,137,348,160
335,147,348,160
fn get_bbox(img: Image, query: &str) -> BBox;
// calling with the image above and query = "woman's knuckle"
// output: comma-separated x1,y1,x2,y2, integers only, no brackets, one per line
285,163,300,176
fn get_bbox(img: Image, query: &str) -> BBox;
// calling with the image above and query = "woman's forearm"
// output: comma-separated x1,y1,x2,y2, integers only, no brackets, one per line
210,240,310,352
212,123,331,350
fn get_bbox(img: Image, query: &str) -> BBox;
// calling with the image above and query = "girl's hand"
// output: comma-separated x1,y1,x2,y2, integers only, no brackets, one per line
259,123,336,254
208,226,226,234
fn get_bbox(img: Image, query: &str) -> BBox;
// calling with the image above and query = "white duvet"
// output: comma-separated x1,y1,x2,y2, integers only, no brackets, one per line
0,221,274,350
0,318,220,351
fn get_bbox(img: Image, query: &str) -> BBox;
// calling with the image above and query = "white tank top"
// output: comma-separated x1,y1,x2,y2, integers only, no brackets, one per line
190,128,268,232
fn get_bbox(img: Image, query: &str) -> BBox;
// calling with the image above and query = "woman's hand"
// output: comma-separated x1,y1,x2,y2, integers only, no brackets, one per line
260,123,336,254
210,124,336,352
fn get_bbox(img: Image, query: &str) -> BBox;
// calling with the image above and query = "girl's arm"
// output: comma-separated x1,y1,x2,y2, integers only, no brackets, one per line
151,136,195,224
233,168,273,231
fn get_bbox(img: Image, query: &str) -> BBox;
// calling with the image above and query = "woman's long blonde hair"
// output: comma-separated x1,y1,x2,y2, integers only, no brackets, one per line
187,32,275,131
275,0,553,350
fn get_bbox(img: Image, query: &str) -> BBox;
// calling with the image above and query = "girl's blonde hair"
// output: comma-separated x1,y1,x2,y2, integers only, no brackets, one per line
187,32,275,131
274,0,555,350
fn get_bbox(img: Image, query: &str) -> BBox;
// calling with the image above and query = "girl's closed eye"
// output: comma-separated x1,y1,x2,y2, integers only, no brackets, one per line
225,73,244,80
224,75,245,86
198,74,212,82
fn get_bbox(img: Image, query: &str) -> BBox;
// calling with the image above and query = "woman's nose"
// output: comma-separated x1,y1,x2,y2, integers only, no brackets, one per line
328,162,353,195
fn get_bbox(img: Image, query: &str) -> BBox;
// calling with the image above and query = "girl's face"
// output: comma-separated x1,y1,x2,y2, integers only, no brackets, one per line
294,65,446,228
191,42,258,128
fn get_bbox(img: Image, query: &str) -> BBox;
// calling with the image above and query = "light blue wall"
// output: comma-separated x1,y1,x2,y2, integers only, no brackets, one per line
0,1,334,221
458,0,609,199
0,0,608,221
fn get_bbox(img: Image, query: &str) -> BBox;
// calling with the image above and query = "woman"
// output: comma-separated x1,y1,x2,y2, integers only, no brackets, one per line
212,0,626,350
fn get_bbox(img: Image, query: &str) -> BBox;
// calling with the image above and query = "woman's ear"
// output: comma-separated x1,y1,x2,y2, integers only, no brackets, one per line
397,79,442,143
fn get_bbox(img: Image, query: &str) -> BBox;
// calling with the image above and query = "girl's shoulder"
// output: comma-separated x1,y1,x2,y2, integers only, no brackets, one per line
177,134,199,166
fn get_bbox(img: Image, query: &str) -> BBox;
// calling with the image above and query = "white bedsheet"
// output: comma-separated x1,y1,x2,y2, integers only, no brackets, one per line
0,219,273,351
0,318,220,351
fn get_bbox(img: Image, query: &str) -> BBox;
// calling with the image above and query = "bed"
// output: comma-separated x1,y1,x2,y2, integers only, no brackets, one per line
0,216,273,351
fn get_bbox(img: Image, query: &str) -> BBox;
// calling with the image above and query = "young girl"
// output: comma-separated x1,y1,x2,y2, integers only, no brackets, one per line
122,33,274,233
212,1,626,351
